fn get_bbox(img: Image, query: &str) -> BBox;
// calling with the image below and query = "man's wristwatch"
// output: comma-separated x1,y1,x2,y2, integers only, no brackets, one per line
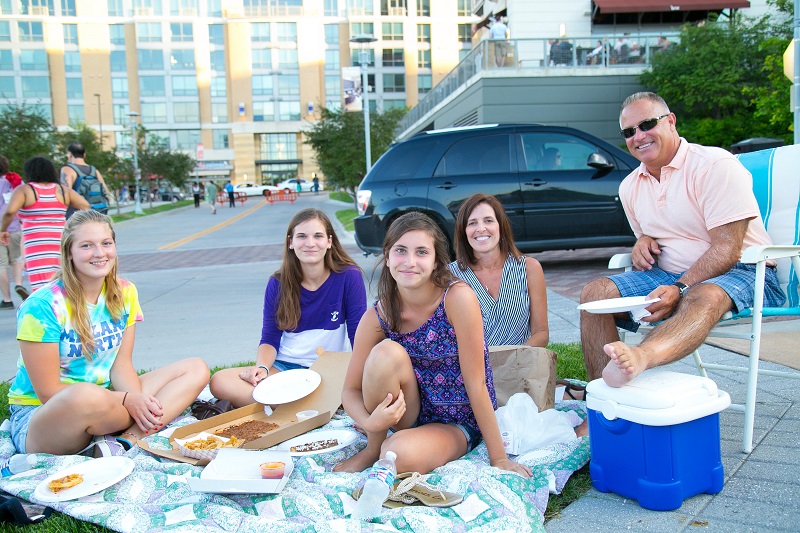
672,281,689,297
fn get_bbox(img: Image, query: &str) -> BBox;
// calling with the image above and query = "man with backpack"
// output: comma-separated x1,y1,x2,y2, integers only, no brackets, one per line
60,142,111,218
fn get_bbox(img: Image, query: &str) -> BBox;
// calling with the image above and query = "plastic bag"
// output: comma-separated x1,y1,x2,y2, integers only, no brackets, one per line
495,393,576,455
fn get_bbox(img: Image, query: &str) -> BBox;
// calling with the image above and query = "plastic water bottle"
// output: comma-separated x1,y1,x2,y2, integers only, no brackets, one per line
0,454,36,477
352,451,397,520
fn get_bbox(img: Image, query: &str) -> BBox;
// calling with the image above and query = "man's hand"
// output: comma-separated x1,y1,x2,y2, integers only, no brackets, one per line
640,284,681,322
631,235,661,271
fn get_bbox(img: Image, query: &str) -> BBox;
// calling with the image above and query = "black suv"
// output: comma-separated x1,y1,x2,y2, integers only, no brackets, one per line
354,124,638,255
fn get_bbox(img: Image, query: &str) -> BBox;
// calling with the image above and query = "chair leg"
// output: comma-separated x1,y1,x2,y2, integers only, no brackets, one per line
692,349,708,378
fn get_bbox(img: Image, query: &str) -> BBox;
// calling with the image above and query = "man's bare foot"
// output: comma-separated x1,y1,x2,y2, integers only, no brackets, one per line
332,447,381,473
575,419,588,437
602,342,647,387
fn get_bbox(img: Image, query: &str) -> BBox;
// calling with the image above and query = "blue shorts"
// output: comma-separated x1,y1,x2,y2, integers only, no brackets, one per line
608,262,786,332
9,405,39,454
272,359,307,372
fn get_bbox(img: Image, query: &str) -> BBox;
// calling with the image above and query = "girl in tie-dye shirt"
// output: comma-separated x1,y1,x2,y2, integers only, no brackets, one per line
8,210,209,456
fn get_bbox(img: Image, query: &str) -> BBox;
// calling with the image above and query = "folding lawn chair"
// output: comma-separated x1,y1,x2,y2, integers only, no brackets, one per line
608,144,800,453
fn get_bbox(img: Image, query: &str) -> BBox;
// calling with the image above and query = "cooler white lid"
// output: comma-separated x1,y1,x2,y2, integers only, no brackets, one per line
586,370,731,426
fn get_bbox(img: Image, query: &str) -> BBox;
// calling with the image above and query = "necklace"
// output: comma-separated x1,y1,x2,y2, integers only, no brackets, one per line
477,260,503,292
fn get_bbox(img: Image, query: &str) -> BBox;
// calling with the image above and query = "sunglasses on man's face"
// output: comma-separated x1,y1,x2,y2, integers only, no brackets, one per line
620,114,669,139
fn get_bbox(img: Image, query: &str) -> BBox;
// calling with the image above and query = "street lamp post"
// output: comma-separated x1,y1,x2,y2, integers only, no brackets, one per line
350,34,378,175
128,112,144,215
94,93,103,147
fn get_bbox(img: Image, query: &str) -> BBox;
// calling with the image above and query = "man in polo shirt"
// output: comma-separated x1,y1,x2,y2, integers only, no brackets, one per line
580,92,786,387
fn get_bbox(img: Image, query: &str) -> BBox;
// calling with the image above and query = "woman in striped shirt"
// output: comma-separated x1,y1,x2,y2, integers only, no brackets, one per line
449,194,549,347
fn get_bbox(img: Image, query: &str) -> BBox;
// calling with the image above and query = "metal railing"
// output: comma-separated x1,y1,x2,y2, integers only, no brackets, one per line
400,33,680,134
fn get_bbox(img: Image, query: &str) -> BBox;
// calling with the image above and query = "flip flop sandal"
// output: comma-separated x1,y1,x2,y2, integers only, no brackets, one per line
557,379,587,401
352,472,463,509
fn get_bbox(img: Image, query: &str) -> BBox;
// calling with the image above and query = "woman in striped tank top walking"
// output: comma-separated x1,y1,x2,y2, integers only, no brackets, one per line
449,194,549,347
0,157,89,291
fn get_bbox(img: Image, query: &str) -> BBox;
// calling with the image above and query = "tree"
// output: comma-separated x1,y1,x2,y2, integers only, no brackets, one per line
138,132,195,190
0,104,57,173
639,10,792,147
304,106,406,205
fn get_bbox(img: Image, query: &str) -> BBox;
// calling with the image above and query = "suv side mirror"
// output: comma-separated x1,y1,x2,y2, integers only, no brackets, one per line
587,152,614,170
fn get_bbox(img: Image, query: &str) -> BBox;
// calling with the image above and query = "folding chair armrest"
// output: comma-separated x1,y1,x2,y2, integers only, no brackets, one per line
608,253,633,270
740,244,800,264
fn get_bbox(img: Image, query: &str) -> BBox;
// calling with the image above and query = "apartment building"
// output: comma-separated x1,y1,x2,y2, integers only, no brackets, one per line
0,0,476,185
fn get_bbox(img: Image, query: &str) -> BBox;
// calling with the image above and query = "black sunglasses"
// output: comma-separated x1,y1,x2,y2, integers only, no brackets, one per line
620,114,669,139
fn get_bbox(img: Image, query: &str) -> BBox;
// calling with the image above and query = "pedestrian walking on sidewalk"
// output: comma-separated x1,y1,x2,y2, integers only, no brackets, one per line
224,181,235,208
205,181,217,215
192,183,200,208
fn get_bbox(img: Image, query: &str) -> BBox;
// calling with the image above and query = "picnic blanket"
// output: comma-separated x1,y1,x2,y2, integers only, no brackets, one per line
0,405,589,532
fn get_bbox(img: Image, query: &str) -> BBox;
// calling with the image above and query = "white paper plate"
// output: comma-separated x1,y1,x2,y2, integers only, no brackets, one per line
252,368,321,405
33,456,135,503
274,429,358,456
577,296,660,314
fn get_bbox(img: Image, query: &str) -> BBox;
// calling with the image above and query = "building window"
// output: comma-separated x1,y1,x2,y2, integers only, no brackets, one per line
137,49,164,70
458,23,471,43
351,49,375,66
209,24,223,44
172,75,197,96
381,0,406,16
170,0,198,16
110,24,125,45
252,75,273,96
277,100,299,121
277,49,297,69
113,103,130,125
0,0,9,14
383,99,406,111
212,129,228,148
62,0,76,16
21,76,50,98
67,104,84,123
211,101,227,123
324,24,338,45
210,76,226,97
108,0,124,16
325,74,340,96
133,0,163,16
0,77,14,98
417,49,430,68
417,24,430,43
457,0,471,16
0,22,9,42
326,98,341,111
18,22,44,42
140,75,166,96
277,22,296,43
210,50,225,71
64,51,81,72
382,73,405,93
325,49,340,69
170,49,195,70
176,130,201,149
141,101,167,122
382,22,402,41
277,74,299,95
252,100,274,121
251,22,270,42
324,0,338,16
170,23,193,42
207,0,221,17
252,49,271,69
137,22,162,43
66,77,82,98
416,0,429,17
20,49,47,71
382,49,403,67
110,50,127,72
0,50,11,70
112,77,128,98
260,132,296,159
173,102,199,122
63,24,78,45
350,22,373,37
21,0,54,15
418,73,431,93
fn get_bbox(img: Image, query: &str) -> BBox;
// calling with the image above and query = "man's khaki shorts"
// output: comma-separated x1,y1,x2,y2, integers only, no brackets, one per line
0,231,22,267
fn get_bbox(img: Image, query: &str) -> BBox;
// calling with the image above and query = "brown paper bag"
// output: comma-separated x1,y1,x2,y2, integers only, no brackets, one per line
489,345,556,412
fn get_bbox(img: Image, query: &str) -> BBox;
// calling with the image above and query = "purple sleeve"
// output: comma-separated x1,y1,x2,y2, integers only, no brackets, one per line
259,277,282,350
343,267,367,347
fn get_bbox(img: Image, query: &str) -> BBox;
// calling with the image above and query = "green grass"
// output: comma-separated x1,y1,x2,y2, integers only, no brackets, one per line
329,191,353,204
0,343,590,530
106,199,193,223
336,208,358,232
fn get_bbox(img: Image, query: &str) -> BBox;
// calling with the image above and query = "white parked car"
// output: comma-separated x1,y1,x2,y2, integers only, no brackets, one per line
233,182,279,196
276,178,322,193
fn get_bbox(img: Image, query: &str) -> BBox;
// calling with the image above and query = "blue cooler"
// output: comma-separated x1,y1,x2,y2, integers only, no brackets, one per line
586,370,731,511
